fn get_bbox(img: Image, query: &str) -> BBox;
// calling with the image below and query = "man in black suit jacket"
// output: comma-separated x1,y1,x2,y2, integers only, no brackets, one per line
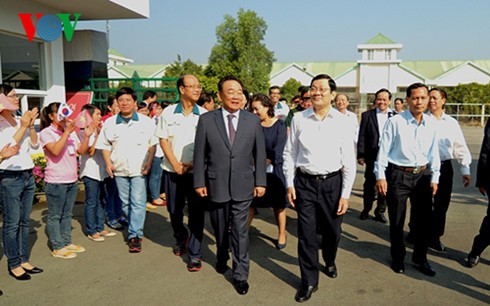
467,119,490,268
193,76,267,295
357,88,394,223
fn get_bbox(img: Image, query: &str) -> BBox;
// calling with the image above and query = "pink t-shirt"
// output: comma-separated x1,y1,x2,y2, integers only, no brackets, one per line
40,124,80,184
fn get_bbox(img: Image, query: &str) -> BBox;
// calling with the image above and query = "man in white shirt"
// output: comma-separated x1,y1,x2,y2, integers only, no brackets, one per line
269,86,290,121
96,87,157,253
426,88,471,252
155,74,207,271
283,74,356,302
375,83,440,277
335,93,359,149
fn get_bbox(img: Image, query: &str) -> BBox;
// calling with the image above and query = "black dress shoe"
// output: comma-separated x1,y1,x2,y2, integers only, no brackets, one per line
216,261,229,274
467,254,480,268
413,261,436,277
8,269,31,281
233,279,249,295
295,285,318,302
391,262,405,274
23,266,44,274
324,265,337,278
428,241,446,253
373,214,387,224
359,211,369,220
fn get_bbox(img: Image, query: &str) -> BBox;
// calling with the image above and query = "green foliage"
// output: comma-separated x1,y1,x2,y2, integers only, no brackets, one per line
164,55,205,78
207,9,275,94
280,78,303,103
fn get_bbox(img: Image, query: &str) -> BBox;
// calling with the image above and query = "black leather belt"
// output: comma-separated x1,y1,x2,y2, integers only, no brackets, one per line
390,163,428,174
297,168,340,181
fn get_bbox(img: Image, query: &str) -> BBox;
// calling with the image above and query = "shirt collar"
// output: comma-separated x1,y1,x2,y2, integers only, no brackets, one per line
305,107,338,120
404,110,428,126
116,112,139,124
174,101,200,115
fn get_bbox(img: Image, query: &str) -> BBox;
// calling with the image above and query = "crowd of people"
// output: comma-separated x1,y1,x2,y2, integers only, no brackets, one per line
0,74,490,301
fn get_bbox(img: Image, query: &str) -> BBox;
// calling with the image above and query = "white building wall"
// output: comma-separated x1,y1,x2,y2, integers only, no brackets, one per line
359,64,390,93
335,69,357,87
436,64,490,86
270,66,312,86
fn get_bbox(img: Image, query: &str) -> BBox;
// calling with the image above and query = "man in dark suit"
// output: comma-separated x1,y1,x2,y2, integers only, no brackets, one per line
357,88,394,223
193,75,267,295
467,119,490,268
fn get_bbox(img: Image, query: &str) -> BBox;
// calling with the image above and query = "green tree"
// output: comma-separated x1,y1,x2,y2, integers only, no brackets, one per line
164,55,204,78
281,78,303,103
207,9,275,94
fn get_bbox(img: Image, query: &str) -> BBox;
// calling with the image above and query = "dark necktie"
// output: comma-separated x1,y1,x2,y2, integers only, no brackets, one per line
227,113,236,145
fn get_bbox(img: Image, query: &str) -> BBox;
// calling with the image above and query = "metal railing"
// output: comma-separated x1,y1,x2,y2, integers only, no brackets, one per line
86,77,180,108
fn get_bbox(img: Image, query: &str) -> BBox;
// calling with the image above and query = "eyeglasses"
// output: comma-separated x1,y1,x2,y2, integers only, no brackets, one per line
310,87,330,94
183,84,202,90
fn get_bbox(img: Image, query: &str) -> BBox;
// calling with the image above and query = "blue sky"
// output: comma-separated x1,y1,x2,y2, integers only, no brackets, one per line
79,0,490,65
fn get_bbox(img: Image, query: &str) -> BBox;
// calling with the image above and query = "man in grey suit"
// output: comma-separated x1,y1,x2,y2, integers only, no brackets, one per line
193,75,267,295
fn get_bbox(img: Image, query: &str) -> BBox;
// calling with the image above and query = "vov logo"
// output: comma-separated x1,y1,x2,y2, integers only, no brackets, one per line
18,13,81,42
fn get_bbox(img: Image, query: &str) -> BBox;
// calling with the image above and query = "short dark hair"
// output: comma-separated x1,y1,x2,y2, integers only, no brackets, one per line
143,90,156,101
107,95,116,107
429,88,447,100
217,75,245,93
137,102,148,110
375,88,392,100
406,83,429,98
300,87,310,98
310,74,336,92
394,98,403,104
269,85,281,94
197,91,214,107
116,87,137,101
249,93,275,118
0,84,14,96
81,104,100,116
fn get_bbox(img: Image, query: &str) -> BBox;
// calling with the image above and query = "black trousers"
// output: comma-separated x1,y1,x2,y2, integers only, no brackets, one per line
363,159,387,215
295,171,342,287
386,167,433,264
209,198,251,281
432,160,454,240
163,171,205,259
470,185,490,257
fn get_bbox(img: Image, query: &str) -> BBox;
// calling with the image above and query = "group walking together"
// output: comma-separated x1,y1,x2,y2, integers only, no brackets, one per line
1,74,490,302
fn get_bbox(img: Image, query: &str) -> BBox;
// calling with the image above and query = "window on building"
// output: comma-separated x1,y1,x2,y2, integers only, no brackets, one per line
368,50,374,60
385,49,391,60
0,32,43,90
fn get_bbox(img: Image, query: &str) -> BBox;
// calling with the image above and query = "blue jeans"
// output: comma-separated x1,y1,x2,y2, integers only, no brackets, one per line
115,176,147,239
45,182,78,250
103,177,122,222
149,156,163,201
83,177,105,235
0,170,35,269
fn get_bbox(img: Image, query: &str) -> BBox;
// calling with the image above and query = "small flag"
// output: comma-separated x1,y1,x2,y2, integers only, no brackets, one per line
0,94,18,112
57,102,73,121
75,109,93,128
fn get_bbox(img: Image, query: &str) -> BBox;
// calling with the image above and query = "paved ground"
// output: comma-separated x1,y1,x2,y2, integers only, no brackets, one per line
1,127,489,305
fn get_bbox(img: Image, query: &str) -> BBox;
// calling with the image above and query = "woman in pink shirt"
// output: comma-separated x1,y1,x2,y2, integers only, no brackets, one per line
39,102,91,259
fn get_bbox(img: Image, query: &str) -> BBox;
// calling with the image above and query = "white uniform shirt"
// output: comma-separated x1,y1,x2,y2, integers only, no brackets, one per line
78,129,108,181
96,112,158,177
154,102,206,173
283,107,357,199
0,116,38,170
428,112,471,175
275,101,290,121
